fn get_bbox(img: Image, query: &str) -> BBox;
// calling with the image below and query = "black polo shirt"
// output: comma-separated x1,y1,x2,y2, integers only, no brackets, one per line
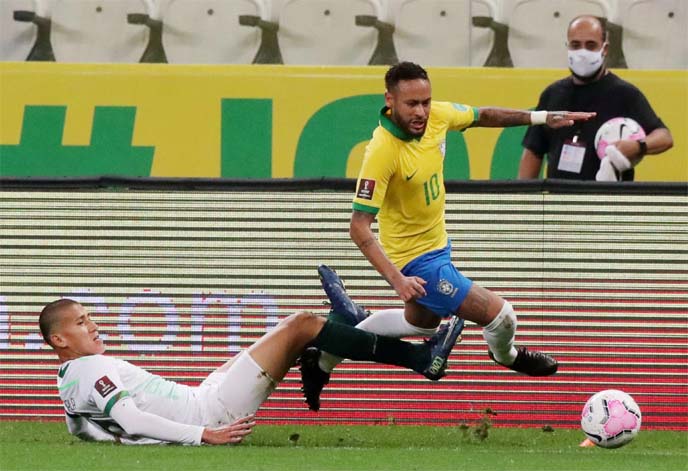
522,72,666,180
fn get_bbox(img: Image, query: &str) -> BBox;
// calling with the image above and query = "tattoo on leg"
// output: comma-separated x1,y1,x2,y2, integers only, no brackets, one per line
466,287,490,322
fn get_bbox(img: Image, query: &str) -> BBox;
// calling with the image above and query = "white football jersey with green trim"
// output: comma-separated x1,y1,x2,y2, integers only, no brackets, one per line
57,355,201,444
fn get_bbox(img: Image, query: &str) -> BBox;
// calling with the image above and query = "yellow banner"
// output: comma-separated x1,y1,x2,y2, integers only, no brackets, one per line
0,63,685,180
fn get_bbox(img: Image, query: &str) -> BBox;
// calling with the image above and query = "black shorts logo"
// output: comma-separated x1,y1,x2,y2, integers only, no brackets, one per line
356,179,376,200
95,376,116,398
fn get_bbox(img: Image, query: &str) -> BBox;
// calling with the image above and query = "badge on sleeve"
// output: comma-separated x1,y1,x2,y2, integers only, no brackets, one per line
558,136,586,174
95,376,117,398
356,179,376,200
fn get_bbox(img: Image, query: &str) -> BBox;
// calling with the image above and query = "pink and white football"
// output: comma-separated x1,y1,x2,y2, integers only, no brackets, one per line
581,389,642,448
594,117,646,159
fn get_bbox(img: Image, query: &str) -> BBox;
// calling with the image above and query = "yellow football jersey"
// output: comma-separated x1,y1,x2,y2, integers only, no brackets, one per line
353,101,477,269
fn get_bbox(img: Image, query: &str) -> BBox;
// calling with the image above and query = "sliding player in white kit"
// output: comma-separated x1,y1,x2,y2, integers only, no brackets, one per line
41,295,460,445
57,352,238,445
48,299,271,445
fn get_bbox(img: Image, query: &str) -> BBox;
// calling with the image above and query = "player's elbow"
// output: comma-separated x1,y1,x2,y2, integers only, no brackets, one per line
348,221,358,243
349,211,373,245
349,222,367,249
663,132,674,152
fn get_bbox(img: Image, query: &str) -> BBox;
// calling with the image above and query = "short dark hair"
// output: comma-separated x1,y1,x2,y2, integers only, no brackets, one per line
568,15,608,42
385,61,429,91
39,298,78,346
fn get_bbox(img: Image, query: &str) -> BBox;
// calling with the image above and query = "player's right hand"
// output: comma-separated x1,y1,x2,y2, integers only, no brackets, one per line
201,414,256,445
393,275,427,302
545,110,596,128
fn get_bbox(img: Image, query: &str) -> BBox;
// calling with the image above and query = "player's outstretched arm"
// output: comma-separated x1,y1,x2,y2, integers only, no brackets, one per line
475,107,595,128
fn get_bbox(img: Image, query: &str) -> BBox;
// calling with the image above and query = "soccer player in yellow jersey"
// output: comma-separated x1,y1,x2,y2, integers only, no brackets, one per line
300,62,596,411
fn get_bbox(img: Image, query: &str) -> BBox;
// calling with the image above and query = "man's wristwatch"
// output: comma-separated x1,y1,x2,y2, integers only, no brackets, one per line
637,139,647,157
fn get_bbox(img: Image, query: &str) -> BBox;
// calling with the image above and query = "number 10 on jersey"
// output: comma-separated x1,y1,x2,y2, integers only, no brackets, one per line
423,173,441,205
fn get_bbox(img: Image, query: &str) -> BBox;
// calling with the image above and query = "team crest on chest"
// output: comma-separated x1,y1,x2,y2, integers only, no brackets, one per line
439,140,446,158
438,279,457,297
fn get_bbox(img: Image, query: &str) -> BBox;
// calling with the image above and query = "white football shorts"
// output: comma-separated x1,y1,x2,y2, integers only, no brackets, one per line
201,352,277,426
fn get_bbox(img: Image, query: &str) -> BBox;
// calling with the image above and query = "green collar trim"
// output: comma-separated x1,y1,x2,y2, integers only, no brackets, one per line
379,107,419,142
58,363,70,378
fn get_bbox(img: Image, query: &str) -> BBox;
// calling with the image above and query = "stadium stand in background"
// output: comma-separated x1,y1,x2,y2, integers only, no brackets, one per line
1,0,686,68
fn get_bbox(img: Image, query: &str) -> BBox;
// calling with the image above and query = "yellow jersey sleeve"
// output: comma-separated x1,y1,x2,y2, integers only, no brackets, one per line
352,128,398,214
434,101,478,131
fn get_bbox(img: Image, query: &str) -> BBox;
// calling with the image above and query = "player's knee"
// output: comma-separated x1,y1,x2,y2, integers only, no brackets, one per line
502,301,516,321
460,285,506,326
486,301,517,332
281,310,323,335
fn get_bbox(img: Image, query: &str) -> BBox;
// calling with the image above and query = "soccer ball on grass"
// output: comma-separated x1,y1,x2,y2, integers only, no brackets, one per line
581,389,642,448
594,117,646,159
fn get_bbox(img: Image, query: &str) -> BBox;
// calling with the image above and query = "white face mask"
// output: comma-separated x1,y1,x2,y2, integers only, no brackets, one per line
567,48,605,78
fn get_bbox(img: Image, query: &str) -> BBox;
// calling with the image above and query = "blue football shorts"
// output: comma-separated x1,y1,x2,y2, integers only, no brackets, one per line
400,241,473,318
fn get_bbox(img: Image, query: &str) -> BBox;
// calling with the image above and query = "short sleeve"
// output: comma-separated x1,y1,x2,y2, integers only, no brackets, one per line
84,357,130,416
352,131,397,214
446,102,478,131
625,85,666,135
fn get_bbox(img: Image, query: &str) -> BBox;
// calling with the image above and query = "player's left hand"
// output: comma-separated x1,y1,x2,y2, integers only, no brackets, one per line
201,414,256,445
546,111,596,128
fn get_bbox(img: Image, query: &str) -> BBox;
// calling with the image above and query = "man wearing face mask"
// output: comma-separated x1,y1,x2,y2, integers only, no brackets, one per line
519,15,673,181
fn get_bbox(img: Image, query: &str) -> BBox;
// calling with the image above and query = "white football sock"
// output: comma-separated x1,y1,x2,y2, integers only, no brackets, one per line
356,308,439,337
482,301,518,365
318,309,439,372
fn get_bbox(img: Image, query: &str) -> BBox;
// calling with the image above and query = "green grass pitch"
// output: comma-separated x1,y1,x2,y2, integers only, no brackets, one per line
2,421,686,471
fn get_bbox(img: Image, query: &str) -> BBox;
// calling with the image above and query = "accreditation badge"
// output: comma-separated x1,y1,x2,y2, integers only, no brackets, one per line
558,137,586,174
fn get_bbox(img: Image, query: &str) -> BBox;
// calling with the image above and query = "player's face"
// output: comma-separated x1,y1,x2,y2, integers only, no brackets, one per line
385,78,431,137
53,303,105,358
